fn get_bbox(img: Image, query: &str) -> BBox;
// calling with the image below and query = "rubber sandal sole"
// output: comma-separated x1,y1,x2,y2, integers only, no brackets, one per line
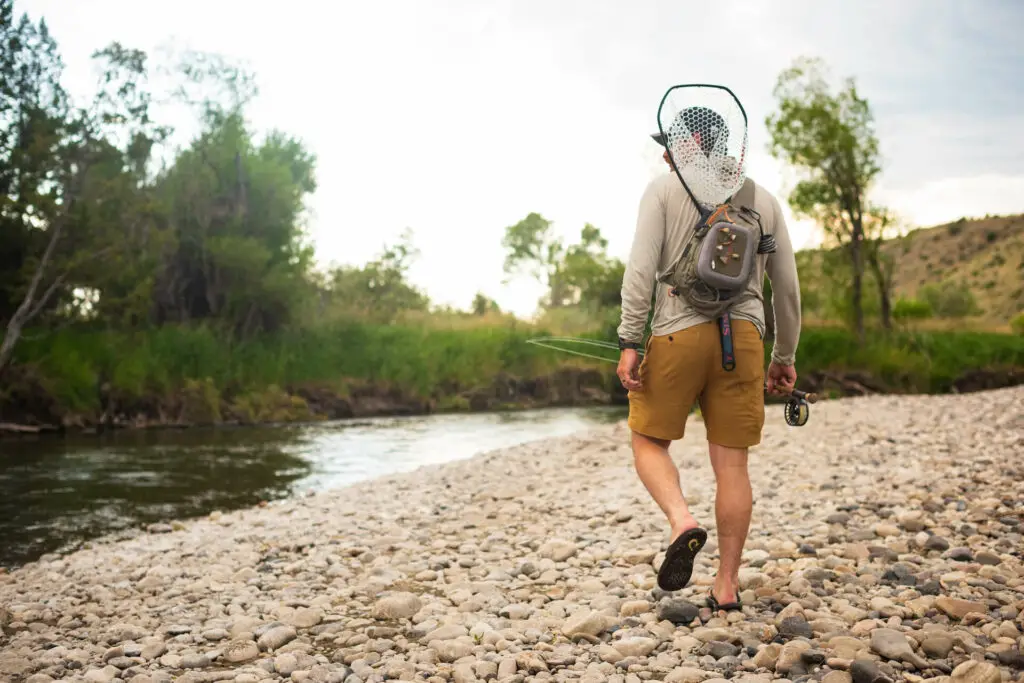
657,526,707,591
707,589,743,612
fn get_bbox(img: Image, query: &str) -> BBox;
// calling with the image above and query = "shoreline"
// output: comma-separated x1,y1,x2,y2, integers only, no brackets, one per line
0,366,626,439
1,386,1022,683
3,364,1021,441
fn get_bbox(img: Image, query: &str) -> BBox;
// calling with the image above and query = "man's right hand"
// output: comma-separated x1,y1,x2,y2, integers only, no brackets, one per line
617,349,643,392
766,361,797,396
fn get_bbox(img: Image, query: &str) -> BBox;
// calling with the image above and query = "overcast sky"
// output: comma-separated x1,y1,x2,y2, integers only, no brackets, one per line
18,0,1024,317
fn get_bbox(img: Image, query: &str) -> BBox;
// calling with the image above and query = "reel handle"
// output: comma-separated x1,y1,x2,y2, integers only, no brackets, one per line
789,387,819,404
763,384,818,404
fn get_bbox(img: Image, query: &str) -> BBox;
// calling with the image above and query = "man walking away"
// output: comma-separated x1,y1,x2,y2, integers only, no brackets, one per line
616,103,801,611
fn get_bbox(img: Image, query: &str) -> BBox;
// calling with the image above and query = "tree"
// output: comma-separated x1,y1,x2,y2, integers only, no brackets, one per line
326,229,430,323
862,204,902,331
501,212,562,292
471,292,500,316
0,7,162,372
501,214,623,312
150,110,318,336
765,56,883,345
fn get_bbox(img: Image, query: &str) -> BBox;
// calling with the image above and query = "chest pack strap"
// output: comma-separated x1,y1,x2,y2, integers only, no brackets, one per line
732,177,755,209
713,180,755,373
718,313,736,371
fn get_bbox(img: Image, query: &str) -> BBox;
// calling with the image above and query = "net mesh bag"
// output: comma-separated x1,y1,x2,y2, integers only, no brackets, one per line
657,85,748,209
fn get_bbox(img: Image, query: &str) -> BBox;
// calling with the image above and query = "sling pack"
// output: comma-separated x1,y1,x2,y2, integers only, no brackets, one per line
657,178,775,321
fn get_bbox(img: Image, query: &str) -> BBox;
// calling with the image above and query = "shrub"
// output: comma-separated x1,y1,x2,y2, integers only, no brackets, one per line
1011,312,1024,336
919,281,981,318
893,298,933,321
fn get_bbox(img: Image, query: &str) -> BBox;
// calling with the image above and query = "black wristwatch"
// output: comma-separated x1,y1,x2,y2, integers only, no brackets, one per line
618,337,641,350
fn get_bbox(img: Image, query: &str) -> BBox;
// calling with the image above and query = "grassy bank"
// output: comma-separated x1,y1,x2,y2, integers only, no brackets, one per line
791,325,1024,393
2,318,1022,430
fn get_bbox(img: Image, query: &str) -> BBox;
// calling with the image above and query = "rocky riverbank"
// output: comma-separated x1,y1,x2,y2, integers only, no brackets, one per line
1,386,1022,683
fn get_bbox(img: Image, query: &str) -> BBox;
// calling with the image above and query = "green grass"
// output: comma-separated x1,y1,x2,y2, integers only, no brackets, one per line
11,320,579,413
9,319,1024,416
782,326,1024,392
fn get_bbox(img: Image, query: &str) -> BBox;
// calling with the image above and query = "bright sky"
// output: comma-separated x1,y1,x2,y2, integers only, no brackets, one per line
18,0,1024,318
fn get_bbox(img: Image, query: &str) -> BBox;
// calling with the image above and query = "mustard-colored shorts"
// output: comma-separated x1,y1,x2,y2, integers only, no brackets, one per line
627,319,765,447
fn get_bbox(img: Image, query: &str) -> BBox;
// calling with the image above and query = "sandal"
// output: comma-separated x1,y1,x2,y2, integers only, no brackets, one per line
657,526,707,591
707,588,743,612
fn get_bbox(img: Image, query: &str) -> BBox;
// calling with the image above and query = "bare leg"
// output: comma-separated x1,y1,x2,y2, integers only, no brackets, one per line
708,443,752,604
631,431,700,542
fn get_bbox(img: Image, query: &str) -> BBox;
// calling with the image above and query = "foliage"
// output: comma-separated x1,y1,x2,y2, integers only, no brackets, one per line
765,56,888,343
10,318,574,414
1011,312,1024,336
9,320,1022,420
323,228,430,324
892,298,933,321
502,214,624,313
0,0,322,372
471,292,501,316
918,280,981,319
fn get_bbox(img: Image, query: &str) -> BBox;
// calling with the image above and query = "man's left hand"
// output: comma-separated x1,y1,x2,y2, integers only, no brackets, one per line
617,349,642,391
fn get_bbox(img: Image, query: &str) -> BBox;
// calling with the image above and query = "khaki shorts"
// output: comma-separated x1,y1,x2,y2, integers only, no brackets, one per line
627,319,765,447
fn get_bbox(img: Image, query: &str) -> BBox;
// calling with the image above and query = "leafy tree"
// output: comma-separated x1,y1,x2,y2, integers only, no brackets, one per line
471,292,500,316
765,56,884,345
326,229,430,323
501,214,623,312
501,212,562,290
150,110,318,336
0,6,167,371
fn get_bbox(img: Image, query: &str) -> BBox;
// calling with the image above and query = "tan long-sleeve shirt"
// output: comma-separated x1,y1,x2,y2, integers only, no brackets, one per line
617,171,801,366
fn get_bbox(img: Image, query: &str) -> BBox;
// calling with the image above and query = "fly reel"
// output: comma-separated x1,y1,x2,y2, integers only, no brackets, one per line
784,396,810,427
769,386,817,427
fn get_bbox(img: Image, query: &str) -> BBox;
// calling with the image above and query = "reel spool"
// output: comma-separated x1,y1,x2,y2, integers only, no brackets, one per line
784,397,810,427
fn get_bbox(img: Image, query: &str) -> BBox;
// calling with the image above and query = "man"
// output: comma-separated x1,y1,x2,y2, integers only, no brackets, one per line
617,105,801,610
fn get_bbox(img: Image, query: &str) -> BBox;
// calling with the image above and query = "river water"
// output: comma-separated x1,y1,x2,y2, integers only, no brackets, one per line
0,405,625,569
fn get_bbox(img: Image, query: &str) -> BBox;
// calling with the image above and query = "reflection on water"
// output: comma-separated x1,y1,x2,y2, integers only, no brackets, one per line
0,405,625,568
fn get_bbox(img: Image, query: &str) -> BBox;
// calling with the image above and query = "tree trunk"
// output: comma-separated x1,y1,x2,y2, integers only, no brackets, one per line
864,236,897,331
866,246,892,331
879,282,892,330
0,216,66,375
0,318,23,375
847,232,864,348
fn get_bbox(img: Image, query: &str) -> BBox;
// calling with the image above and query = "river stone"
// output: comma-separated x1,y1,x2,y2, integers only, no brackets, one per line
949,660,1001,683
935,597,988,620
657,598,700,624
779,616,814,639
224,639,259,663
613,636,659,658
850,659,892,683
921,635,954,659
539,539,577,561
257,625,297,652
562,610,609,638
371,592,422,620
823,673,853,683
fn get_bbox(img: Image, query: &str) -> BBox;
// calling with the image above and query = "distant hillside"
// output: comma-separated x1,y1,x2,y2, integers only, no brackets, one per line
794,213,1024,324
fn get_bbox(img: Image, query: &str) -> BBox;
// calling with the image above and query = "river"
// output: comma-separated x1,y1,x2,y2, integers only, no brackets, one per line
0,405,626,569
